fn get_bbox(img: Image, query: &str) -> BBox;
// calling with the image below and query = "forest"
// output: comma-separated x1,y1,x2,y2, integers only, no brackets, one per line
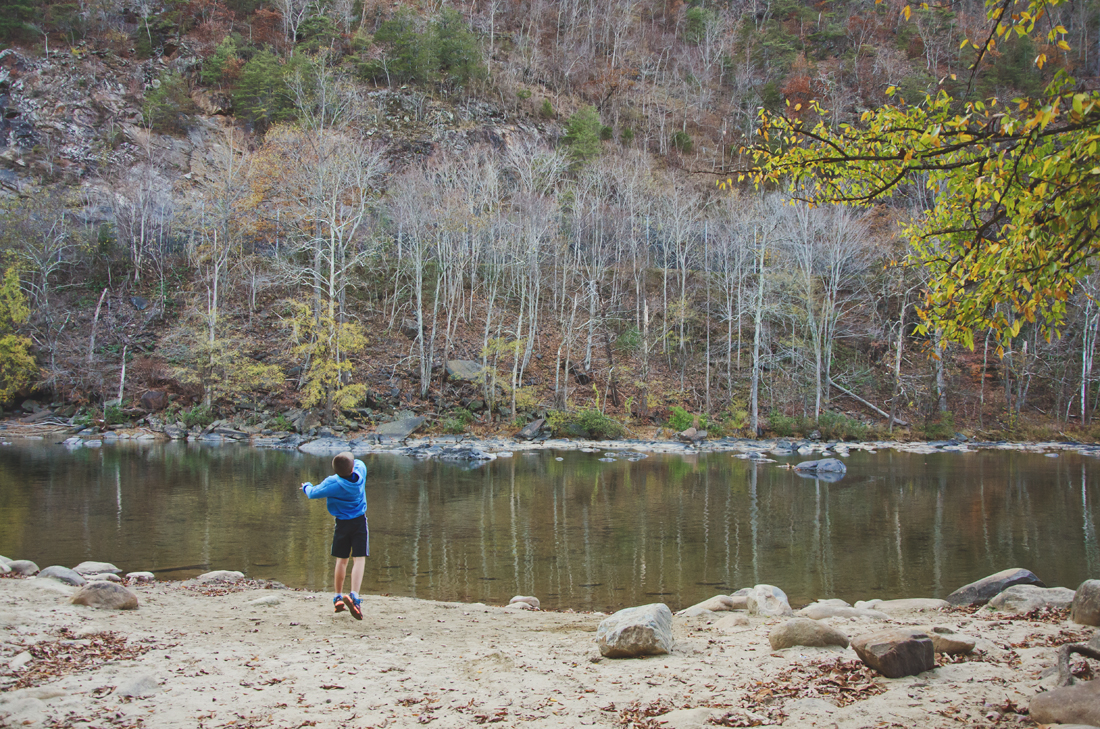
0,0,1098,440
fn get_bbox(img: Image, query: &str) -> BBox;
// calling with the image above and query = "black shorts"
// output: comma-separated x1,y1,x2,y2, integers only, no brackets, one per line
331,515,369,558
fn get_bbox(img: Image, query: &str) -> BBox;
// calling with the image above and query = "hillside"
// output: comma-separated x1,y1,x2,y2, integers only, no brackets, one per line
0,0,1096,441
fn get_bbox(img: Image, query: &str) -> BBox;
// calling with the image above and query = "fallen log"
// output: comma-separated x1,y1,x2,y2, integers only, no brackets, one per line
828,378,909,427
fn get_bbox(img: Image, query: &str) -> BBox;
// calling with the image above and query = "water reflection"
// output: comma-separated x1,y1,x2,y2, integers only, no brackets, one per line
1,441,1099,611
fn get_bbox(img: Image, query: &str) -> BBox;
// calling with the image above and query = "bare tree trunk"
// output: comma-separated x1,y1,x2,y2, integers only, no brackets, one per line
88,287,108,365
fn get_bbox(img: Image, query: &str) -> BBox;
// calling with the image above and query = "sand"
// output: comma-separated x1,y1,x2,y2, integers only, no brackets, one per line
0,574,1093,728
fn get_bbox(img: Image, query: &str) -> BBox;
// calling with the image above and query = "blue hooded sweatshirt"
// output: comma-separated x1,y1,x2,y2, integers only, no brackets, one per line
302,459,367,520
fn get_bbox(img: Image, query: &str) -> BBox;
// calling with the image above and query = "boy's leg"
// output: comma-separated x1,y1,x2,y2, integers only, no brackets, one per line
333,557,349,594
350,556,365,597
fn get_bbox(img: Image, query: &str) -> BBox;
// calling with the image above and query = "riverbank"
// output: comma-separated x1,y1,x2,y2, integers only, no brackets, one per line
0,571,1090,728
3,415,1100,462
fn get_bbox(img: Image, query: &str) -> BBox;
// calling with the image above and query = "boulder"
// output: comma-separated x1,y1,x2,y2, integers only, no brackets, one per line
70,581,139,610
376,416,427,439
517,418,545,440
768,618,849,650
1073,580,1100,626
713,614,750,631
597,603,674,658
798,603,889,621
139,390,168,411
677,427,707,443
446,360,486,383
793,458,847,474
746,584,794,618
922,626,976,655
8,560,39,576
988,584,1075,613
850,629,935,678
73,561,121,575
126,572,155,583
946,568,1045,606
509,595,540,610
677,595,735,616
0,562,9,575
1030,680,1100,726
38,566,86,586
248,595,281,607
88,573,122,583
195,570,244,583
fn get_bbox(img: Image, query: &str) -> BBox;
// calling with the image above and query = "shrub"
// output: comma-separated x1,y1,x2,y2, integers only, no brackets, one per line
200,36,239,86
179,403,214,428
668,405,694,432
270,413,295,432
547,408,625,440
142,71,198,135
767,410,809,437
441,407,474,434
620,126,634,145
816,411,868,441
672,130,694,154
918,412,955,440
539,99,554,118
104,402,128,425
563,105,603,165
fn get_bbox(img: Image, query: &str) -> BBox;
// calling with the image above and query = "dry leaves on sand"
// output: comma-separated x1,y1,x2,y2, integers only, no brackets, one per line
742,658,885,710
2,628,159,690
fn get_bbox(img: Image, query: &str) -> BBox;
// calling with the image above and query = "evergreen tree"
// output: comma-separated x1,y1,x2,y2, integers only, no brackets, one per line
233,50,297,130
0,0,34,43
563,105,603,166
373,9,434,85
433,8,485,87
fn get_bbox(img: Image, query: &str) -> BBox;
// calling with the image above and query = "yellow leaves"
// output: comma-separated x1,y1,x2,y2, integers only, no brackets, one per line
902,4,911,20
1036,53,1047,69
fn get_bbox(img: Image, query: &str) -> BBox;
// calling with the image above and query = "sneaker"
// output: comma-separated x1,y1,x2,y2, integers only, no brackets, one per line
342,592,362,620
333,594,346,614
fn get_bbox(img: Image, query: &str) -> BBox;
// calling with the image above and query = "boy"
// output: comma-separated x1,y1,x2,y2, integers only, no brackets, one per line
301,451,368,620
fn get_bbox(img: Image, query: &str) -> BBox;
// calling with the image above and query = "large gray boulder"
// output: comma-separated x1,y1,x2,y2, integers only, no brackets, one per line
798,603,889,621
38,566,86,586
1072,580,1100,626
195,570,244,583
988,584,1075,613
1030,680,1100,726
920,626,976,655
446,360,486,383
70,581,139,610
517,418,545,440
73,561,121,575
946,568,1045,606
851,629,935,678
376,416,427,439
597,603,674,658
676,595,736,616
768,618,849,650
746,584,794,618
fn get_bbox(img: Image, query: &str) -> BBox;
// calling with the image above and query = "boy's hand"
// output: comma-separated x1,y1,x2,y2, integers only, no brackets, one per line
301,482,310,494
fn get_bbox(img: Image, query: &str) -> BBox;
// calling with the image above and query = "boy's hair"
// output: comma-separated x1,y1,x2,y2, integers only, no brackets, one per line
333,452,355,479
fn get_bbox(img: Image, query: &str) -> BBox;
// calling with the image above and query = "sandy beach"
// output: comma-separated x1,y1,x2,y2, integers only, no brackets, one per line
0,571,1092,728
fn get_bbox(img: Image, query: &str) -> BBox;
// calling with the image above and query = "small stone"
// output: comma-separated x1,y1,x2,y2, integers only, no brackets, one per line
946,568,1045,607
8,560,39,576
798,603,889,621
127,572,155,583
509,595,540,609
87,573,122,583
713,613,750,631
8,651,32,670
769,618,849,650
70,581,139,610
1072,580,1100,626
746,584,793,618
38,565,86,586
195,570,245,583
597,603,674,658
677,595,735,616
851,629,935,678
793,458,847,474
73,561,121,575
249,595,281,607
855,598,949,613
117,674,160,698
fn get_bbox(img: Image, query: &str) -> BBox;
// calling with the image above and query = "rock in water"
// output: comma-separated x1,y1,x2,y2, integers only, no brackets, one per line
769,618,849,650
1030,680,1100,726
851,629,935,678
38,566,86,586
746,585,794,618
597,604,674,658
988,584,1075,613
70,581,139,610
945,568,1045,607
1072,580,1100,626
509,595,540,609
73,561,121,575
793,458,847,474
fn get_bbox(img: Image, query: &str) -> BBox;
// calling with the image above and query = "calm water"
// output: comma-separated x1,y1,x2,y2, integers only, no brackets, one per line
1,440,1098,612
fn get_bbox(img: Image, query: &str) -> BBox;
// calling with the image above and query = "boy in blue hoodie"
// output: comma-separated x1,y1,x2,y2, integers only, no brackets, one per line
301,451,368,620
